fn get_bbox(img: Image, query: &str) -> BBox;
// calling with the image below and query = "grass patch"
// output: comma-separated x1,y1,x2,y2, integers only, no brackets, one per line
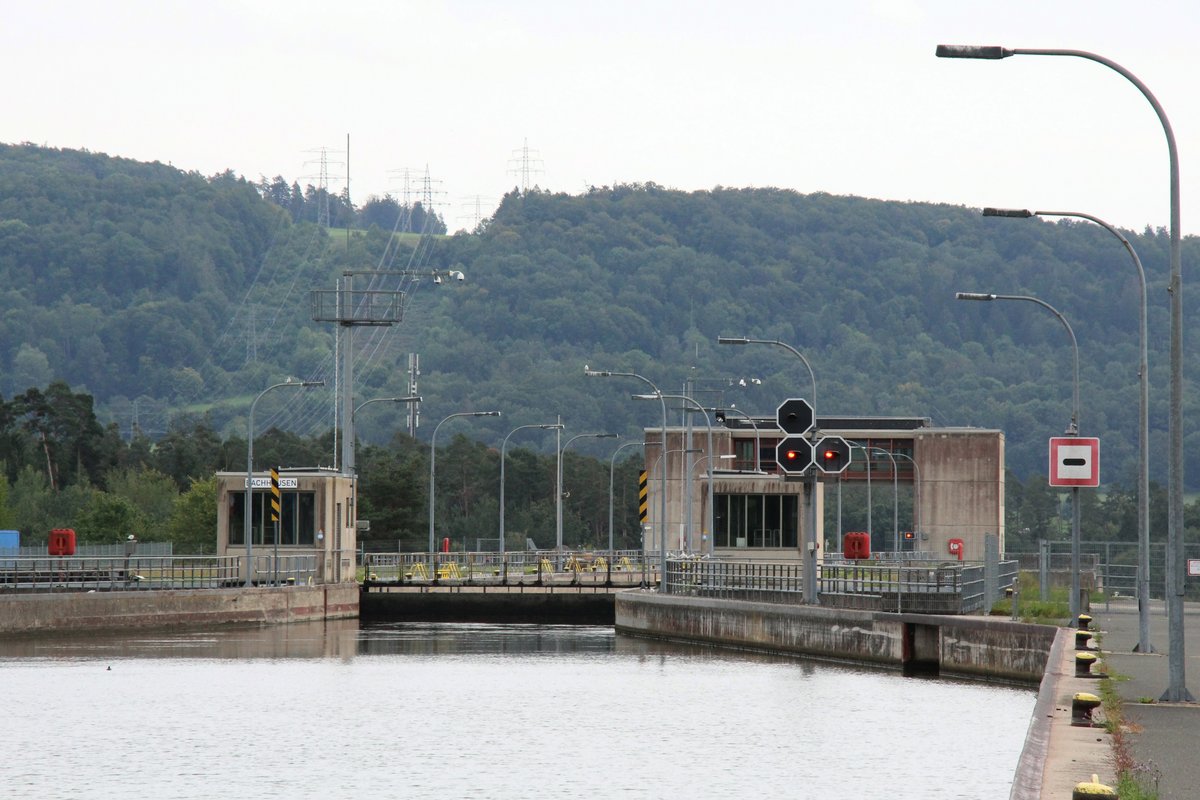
1099,669,1161,798
988,572,1092,624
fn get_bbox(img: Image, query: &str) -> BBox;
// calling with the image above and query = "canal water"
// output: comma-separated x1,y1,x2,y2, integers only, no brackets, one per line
1,621,1034,799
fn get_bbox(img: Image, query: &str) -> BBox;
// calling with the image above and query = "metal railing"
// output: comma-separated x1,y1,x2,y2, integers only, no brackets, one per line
663,556,1019,614
362,549,656,584
0,554,321,592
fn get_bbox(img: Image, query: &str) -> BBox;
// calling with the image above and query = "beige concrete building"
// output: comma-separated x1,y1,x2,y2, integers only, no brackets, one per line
214,468,357,583
641,416,1004,563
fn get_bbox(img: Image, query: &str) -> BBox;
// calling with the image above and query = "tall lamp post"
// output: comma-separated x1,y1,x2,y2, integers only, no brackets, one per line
893,452,921,551
500,422,563,556
936,42,1188,702
719,335,820,604
558,432,619,564
244,378,324,587
983,206,1152,653
429,411,501,572
957,291,1082,617
868,447,900,556
585,368,669,587
610,440,656,557
712,406,766,473
637,395,715,554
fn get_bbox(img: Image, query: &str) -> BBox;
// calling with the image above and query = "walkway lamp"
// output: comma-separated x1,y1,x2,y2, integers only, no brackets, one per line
500,422,563,556
558,432,618,566
957,291,1082,616
245,378,324,587
718,335,820,603
609,440,656,558
429,411,501,571
937,41,1188,700
585,368,669,586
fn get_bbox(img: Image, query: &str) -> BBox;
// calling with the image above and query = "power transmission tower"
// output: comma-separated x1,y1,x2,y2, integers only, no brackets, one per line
507,138,544,192
303,146,345,228
458,195,492,231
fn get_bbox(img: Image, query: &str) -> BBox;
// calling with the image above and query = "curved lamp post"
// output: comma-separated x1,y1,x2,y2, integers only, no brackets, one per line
429,411,501,572
500,422,563,556
712,406,766,473
983,206,1152,653
637,395,714,555
893,452,921,551
718,335,819,603
867,447,900,556
957,291,1082,617
558,432,618,565
348,396,422,475
690,453,736,550
648,447,702,561
609,440,656,557
937,41,1188,702
585,368,669,587
244,378,324,587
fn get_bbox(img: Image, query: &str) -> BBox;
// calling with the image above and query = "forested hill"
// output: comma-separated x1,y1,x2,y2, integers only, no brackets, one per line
0,144,1195,487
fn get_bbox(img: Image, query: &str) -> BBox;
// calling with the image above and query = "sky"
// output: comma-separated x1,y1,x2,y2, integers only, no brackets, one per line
5,0,1199,233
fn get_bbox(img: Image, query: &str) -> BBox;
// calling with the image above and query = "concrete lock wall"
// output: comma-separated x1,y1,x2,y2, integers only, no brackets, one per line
0,584,359,635
615,592,1055,684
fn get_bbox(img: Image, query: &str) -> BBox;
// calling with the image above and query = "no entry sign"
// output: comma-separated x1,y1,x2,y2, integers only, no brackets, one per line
1048,437,1100,487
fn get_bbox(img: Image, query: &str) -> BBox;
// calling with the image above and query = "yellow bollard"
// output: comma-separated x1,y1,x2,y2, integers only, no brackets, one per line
1077,613,1093,631
1071,774,1117,799
1075,651,1099,678
1070,692,1102,727
1075,630,1094,650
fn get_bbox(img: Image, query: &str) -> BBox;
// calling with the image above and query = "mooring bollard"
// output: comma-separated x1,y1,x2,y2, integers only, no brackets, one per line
1070,692,1102,727
1075,630,1094,650
1071,773,1117,799
1077,613,1092,631
1075,651,1099,678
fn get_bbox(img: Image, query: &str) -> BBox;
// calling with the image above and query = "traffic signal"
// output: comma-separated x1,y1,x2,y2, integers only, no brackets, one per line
814,436,852,475
775,436,813,475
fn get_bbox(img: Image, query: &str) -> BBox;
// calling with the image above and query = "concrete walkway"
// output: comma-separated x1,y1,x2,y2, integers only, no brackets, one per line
1089,597,1200,800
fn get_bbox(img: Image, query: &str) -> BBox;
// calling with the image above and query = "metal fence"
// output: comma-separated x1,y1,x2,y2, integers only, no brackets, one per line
663,556,1019,614
1008,540,1200,602
0,554,320,592
362,549,655,584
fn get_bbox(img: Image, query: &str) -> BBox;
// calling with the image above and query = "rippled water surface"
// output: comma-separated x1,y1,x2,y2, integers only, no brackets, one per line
0,621,1034,799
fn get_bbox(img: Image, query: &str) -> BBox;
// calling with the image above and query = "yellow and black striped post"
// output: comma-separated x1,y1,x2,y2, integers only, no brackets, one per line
270,467,281,523
638,471,649,524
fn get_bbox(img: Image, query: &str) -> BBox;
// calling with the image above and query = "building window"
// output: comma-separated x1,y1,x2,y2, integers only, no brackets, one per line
229,491,316,546
713,493,799,548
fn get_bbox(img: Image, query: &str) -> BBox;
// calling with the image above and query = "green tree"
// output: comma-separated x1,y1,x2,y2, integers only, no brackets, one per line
166,476,218,554
74,492,147,543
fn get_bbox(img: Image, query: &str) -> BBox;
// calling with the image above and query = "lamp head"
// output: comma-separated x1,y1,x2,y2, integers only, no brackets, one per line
955,292,996,301
983,208,1034,218
476,411,501,417
717,336,749,345
583,367,612,377
935,44,1013,59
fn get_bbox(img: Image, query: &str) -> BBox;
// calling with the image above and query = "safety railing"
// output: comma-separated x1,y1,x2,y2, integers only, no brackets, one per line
664,556,1019,614
362,549,656,585
0,556,244,592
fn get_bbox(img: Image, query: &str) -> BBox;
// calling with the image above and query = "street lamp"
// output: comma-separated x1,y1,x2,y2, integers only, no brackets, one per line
867,447,900,556
983,206,1152,653
609,440,656,557
691,453,736,551
718,335,820,604
957,290,1083,617
711,406,766,473
648,447,702,557
429,411,501,571
937,41,1188,701
558,432,619,564
348,396,422,474
585,368,669,587
893,452,921,551
500,422,563,556
636,395,714,555
244,378,324,587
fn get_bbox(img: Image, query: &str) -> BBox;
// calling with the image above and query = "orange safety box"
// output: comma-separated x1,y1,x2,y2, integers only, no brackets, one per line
843,531,871,561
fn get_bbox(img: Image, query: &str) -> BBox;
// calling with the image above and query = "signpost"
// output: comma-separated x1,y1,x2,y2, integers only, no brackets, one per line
1049,437,1100,487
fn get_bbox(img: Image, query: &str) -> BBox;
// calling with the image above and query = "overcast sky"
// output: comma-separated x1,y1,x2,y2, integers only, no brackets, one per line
5,1,1198,233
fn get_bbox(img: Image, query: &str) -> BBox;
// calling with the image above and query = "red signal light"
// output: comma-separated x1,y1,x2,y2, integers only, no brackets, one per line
823,450,836,460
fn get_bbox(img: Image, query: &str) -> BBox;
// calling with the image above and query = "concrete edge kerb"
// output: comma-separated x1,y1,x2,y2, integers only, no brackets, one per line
1009,627,1069,800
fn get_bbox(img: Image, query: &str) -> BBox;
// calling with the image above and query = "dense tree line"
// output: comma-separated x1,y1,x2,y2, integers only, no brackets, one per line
255,174,447,234
3,144,1200,501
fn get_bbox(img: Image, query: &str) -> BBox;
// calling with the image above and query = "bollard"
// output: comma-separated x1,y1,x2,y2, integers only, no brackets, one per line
1070,692,1102,727
1077,613,1092,631
1075,630,1094,650
1071,774,1117,799
1075,651,1099,678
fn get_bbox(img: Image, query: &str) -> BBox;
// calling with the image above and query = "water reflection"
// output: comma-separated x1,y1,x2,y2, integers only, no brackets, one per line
0,622,1034,799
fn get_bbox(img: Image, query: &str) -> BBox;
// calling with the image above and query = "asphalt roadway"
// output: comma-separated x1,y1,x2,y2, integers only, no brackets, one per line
1089,597,1200,800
